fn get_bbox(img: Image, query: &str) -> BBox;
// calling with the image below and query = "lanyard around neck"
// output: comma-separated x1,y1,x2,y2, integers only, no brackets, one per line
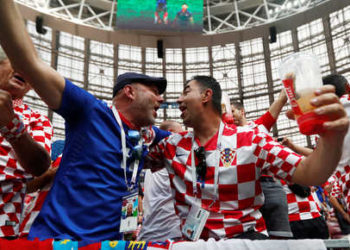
191,121,224,205
112,106,141,191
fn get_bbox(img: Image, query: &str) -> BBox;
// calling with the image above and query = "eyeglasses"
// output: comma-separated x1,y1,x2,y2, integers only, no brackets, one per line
194,146,207,181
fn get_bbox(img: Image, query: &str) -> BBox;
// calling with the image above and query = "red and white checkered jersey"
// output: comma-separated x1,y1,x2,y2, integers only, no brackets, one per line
280,180,321,222
328,171,344,200
150,124,302,239
330,95,350,179
0,100,52,237
329,95,350,213
247,111,276,135
19,155,61,237
330,176,342,199
336,166,350,213
248,111,276,178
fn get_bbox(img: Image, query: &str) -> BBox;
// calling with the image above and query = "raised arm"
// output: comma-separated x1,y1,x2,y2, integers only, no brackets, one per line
292,85,349,186
253,89,287,132
281,137,313,156
269,89,287,120
0,1,65,110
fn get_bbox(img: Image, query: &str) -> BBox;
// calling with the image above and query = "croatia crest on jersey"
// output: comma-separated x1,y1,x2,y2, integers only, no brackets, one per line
220,148,235,167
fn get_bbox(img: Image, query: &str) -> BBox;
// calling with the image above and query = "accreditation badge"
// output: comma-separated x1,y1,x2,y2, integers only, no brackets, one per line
182,204,209,241
119,191,138,233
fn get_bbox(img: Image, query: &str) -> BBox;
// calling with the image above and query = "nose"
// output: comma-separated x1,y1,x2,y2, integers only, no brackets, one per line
157,95,164,103
177,95,183,105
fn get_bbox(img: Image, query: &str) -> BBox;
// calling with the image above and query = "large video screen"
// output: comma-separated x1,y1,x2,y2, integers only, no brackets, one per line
116,0,203,32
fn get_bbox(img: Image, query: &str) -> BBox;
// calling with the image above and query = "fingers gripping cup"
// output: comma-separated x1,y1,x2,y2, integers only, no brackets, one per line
279,53,327,135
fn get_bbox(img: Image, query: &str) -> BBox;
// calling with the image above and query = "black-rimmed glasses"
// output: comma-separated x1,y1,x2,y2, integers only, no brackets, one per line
194,146,207,181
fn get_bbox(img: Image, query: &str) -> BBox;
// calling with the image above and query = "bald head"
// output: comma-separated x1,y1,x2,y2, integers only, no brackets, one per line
160,120,183,133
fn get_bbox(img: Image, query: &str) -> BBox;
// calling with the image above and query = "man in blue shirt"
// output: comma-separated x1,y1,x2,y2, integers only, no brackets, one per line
0,1,170,245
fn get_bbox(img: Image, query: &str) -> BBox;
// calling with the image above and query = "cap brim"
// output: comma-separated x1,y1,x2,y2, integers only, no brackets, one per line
137,77,167,95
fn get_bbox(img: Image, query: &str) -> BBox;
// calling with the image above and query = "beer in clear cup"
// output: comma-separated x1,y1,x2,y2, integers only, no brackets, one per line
279,53,328,135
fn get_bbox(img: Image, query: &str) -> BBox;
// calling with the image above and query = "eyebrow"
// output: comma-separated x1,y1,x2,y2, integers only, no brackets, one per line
183,85,190,93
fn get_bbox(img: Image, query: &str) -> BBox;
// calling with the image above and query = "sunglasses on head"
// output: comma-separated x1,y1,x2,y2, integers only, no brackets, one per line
194,146,207,181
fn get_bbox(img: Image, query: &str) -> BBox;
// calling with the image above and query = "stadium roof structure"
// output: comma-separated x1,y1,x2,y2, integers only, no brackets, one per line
17,0,330,34
11,0,350,147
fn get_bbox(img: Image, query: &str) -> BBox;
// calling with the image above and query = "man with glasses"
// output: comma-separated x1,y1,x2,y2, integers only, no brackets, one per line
147,75,348,240
0,1,170,246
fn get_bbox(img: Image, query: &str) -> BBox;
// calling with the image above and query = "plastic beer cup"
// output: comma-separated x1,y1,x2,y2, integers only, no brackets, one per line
221,92,234,124
279,53,327,135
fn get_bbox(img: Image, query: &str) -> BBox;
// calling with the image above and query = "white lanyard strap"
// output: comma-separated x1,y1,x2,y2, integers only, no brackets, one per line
191,122,224,203
112,106,140,191
131,139,143,185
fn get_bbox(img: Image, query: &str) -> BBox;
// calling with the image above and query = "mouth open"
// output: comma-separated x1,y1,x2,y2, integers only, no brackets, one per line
179,106,187,118
153,105,160,117
12,74,26,86
154,105,160,113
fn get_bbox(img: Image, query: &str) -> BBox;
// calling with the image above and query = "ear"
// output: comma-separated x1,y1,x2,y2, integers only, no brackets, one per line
123,85,136,100
202,88,213,104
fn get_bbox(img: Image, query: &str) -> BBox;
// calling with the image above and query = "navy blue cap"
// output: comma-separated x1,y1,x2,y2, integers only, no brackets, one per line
113,72,167,97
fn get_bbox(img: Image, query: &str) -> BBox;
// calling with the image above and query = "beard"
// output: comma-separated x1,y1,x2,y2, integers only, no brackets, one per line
132,100,156,127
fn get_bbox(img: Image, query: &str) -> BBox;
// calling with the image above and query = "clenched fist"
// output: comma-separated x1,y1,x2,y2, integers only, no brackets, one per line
0,89,14,127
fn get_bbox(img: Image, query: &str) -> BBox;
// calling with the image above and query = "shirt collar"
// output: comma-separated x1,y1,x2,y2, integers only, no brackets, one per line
118,110,140,130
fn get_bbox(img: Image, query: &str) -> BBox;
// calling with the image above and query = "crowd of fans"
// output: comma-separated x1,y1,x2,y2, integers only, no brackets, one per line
0,0,350,248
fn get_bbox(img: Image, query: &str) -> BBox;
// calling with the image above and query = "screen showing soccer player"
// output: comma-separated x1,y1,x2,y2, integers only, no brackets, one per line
116,0,202,32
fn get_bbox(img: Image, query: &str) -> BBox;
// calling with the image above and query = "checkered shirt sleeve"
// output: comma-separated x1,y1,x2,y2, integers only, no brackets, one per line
280,180,321,222
149,125,303,239
252,131,302,183
0,102,52,237
252,111,276,133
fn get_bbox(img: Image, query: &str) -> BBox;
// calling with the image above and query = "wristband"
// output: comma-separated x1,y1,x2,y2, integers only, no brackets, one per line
0,113,26,141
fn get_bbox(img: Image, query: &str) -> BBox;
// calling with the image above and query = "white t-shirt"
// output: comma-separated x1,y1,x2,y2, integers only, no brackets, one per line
138,169,182,241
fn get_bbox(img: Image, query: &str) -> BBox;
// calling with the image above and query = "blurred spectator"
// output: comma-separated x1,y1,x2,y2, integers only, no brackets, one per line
19,154,62,237
0,48,52,238
323,74,350,236
231,90,293,238
281,181,329,239
138,121,183,241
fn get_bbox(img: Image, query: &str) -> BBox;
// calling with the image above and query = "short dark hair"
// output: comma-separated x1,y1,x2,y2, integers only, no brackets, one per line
190,75,222,115
322,74,348,98
231,101,244,111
